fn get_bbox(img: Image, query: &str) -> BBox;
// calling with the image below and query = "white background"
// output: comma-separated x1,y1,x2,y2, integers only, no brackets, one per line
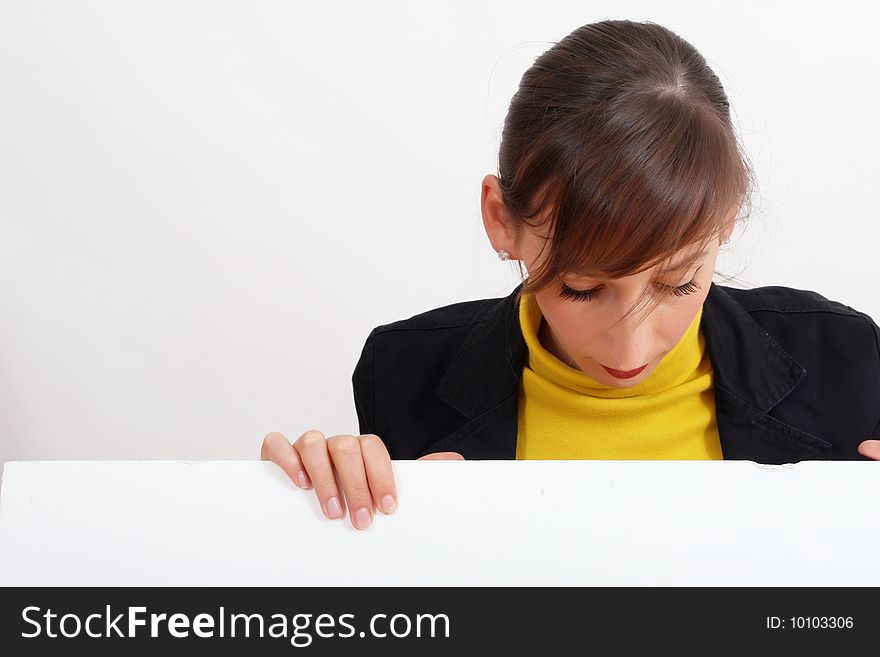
1,1,878,465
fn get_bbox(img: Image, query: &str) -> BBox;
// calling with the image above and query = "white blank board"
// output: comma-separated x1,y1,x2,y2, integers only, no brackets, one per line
0,460,878,586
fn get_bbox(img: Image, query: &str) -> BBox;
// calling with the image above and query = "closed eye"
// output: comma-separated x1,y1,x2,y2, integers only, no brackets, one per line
558,268,703,302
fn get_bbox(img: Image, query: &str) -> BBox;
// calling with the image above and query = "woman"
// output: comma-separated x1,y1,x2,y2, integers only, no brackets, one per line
261,19,880,530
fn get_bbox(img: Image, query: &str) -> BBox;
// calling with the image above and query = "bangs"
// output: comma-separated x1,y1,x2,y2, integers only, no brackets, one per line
517,93,749,292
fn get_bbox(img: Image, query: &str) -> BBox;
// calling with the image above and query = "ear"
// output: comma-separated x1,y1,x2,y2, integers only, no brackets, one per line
481,174,520,257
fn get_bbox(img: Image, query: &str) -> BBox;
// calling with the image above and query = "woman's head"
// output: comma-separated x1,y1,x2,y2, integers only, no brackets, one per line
481,19,755,387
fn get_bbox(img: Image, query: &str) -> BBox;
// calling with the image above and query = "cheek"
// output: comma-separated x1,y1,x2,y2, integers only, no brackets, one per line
658,289,710,345
535,293,601,345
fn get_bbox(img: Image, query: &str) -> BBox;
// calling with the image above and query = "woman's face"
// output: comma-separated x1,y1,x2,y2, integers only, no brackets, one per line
515,226,724,388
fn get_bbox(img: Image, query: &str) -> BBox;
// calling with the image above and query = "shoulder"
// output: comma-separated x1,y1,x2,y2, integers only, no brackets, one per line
720,283,873,319
370,295,499,335
716,283,880,447
355,294,501,363
718,284,880,419
358,293,503,376
352,291,504,395
717,283,880,344
358,293,504,358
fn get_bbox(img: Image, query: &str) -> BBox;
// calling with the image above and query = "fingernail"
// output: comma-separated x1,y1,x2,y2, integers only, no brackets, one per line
380,494,397,514
296,470,310,488
326,496,342,518
354,507,372,530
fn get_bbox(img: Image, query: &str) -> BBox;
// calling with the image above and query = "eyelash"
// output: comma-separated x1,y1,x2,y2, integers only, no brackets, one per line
558,278,702,302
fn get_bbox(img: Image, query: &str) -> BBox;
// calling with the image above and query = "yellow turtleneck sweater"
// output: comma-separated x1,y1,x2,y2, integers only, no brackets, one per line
515,292,723,460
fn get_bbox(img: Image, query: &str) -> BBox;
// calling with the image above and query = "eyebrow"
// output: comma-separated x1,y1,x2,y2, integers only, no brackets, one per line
572,247,710,279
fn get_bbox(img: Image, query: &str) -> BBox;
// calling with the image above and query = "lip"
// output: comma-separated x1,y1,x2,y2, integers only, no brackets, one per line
601,363,648,379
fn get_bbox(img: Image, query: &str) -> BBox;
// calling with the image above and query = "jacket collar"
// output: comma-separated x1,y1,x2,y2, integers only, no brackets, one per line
428,281,831,463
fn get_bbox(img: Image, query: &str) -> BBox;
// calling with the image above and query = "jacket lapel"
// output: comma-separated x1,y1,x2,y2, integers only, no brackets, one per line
425,282,831,463
698,282,832,462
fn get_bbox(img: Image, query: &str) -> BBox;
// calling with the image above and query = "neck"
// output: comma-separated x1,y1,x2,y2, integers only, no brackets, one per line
538,318,580,370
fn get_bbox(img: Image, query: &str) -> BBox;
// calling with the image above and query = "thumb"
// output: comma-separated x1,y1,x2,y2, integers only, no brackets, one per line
417,451,465,460
857,439,880,460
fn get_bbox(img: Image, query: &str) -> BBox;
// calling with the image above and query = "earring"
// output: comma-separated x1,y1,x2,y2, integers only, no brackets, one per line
498,250,511,261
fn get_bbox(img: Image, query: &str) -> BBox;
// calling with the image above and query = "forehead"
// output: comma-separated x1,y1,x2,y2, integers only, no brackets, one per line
566,244,712,278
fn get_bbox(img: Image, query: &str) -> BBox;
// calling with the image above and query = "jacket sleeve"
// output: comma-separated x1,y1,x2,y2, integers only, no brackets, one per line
869,315,880,440
351,328,377,436
854,308,880,440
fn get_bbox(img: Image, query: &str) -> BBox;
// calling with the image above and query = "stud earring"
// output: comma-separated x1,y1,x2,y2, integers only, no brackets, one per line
497,250,511,261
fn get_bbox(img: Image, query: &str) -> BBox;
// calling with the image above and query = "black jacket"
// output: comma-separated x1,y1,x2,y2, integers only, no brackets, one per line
351,281,880,464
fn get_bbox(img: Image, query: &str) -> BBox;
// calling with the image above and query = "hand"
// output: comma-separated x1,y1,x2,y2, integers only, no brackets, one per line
416,451,465,460
857,440,880,460
260,430,463,530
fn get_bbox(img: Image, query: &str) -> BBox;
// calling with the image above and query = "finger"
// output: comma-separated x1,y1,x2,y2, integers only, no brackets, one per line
358,434,398,515
857,439,880,460
327,434,375,530
294,429,346,520
261,431,311,489
417,451,465,460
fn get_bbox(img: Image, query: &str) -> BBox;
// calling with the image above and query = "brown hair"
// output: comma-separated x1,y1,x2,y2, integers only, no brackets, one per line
497,19,756,327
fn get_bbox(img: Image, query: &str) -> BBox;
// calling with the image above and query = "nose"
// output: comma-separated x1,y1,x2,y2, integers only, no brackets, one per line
599,308,654,371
